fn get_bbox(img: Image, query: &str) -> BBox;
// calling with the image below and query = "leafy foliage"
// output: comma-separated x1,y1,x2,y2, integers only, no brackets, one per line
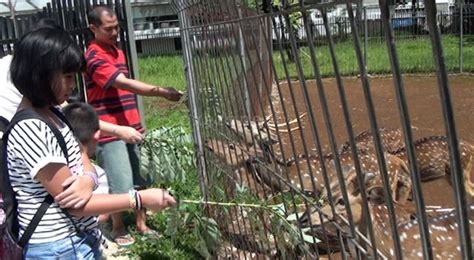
124,126,222,259
141,126,195,184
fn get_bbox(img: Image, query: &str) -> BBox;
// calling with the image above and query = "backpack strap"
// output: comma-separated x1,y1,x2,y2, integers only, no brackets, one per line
0,116,9,133
2,107,71,247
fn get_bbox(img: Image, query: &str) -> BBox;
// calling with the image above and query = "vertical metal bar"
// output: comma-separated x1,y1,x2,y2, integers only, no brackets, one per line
177,4,208,197
321,7,379,259
122,0,146,129
378,0,433,258
237,7,252,117
459,0,463,73
346,2,403,260
302,6,376,258
364,7,368,71
424,0,472,258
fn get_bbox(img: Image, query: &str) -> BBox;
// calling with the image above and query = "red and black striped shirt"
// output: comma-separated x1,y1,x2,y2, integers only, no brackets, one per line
85,41,144,143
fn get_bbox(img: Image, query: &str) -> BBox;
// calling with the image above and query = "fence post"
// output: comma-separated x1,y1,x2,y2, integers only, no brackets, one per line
7,0,18,38
177,6,209,196
238,6,251,117
459,0,463,73
364,7,368,72
123,0,146,128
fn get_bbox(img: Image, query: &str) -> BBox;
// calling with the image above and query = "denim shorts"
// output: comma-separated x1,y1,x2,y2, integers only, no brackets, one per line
24,233,101,259
96,140,147,194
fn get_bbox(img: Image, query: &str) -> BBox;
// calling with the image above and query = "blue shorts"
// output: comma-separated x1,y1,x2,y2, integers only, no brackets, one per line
96,140,147,194
25,233,101,259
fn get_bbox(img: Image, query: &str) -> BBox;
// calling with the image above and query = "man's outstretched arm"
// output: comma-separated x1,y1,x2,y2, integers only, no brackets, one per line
114,73,182,101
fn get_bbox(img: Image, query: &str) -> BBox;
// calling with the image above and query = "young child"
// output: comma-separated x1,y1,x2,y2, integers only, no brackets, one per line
6,26,176,259
63,102,110,223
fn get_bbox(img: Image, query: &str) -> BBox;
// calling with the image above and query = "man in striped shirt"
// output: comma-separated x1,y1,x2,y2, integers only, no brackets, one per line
85,5,182,246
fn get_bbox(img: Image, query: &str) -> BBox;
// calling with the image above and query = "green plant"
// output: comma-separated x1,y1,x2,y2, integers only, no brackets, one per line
140,126,195,184
122,124,226,259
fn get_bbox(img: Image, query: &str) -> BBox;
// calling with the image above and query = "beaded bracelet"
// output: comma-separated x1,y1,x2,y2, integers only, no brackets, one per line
83,171,99,190
135,190,142,211
129,189,137,209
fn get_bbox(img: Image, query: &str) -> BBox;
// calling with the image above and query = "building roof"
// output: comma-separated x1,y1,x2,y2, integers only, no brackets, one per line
0,0,49,15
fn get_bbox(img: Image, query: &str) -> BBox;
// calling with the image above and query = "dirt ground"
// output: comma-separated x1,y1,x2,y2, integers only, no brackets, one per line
268,74,474,208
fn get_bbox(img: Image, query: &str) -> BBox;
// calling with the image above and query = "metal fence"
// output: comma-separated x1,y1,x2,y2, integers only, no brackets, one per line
0,0,136,101
173,0,473,258
142,3,473,73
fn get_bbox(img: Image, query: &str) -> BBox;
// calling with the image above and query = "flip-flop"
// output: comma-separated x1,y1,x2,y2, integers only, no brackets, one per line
113,233,135,247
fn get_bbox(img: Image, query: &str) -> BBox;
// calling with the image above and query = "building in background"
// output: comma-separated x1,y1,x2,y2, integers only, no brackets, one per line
131,0,181,56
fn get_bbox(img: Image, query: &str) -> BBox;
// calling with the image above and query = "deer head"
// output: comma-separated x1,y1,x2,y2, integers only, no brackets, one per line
299,152,412,231
205,139,254,166
322,152,412,205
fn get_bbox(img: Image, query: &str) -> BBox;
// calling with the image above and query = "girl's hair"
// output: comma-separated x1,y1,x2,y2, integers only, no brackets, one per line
10,27,85,107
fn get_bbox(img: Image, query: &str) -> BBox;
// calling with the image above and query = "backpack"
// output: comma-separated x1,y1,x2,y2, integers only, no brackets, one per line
0,107,70,258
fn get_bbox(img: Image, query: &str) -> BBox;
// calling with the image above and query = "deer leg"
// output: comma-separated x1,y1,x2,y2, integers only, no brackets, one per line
463,156,474,200
395,159,412,204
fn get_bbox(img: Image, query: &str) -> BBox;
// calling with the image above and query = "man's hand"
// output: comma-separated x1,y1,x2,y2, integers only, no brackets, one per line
55,175,95,209
163,87,183,102
114,125,144,144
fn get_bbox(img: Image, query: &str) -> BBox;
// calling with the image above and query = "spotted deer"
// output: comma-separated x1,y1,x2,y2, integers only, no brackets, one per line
334,188,474,259
300,158,474,259
226,118,414,199
390,136,474,198
338,127,405,155
299,154,413,228
368,197,474,259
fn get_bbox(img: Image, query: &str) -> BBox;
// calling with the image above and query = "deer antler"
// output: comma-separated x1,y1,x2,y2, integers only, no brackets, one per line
265,112,306,128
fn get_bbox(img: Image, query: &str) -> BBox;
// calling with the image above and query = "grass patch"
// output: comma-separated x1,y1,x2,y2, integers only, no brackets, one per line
274,35,474,78
138,56,191,130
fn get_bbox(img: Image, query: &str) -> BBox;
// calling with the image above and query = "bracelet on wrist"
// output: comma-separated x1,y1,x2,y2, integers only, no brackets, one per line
83,171,99,190
135,191,142,211
129,189,143,210
129,189,137,210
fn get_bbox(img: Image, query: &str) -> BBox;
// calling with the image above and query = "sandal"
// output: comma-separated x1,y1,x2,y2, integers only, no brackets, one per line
113,233,135,247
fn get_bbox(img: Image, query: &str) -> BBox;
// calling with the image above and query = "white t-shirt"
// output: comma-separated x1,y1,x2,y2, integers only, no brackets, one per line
92,163,109,195
6,118,102,244
0,55,22,122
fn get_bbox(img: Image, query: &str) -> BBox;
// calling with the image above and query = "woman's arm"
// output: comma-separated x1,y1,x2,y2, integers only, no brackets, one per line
67,188,174,217
36,164,175,217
